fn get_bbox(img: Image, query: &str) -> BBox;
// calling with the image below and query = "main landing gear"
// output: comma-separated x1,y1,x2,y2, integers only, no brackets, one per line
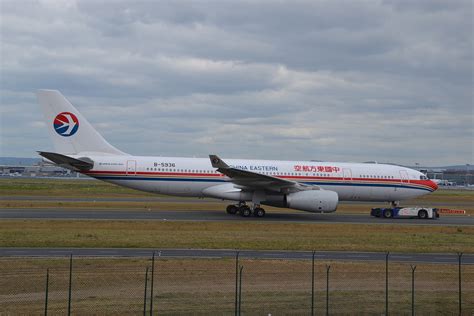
226,203,266,218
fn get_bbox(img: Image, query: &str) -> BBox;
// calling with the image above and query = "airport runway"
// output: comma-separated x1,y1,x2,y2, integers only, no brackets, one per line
0,248,472,264
0,208,472,225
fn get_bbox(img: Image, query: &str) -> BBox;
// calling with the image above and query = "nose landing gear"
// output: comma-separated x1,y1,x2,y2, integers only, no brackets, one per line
253,207,265,218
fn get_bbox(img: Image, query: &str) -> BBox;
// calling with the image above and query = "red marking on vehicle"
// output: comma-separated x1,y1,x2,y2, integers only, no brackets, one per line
438,209,466,215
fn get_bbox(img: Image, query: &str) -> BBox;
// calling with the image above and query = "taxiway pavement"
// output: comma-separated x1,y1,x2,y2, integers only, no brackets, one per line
0,248,471,264
1,208,472,226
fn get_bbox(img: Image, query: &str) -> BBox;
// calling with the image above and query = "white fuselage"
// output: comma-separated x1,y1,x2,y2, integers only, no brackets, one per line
81,155,438,202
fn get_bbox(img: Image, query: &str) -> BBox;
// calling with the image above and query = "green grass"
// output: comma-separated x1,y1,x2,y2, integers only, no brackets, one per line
1,220,472,253
0,177,155,197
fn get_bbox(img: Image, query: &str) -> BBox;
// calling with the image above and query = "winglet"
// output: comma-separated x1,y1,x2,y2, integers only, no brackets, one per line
209,154,230,169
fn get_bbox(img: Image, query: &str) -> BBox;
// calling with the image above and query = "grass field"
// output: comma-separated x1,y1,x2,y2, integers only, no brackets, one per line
1,177,155,197
1,178,473,253
1,257,472,314
1,220,473,253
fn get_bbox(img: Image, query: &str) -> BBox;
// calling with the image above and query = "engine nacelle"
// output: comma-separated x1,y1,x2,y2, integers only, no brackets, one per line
286,190,338,213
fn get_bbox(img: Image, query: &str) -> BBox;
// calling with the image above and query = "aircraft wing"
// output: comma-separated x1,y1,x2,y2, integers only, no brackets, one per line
209,154,314,192
38,151,94,171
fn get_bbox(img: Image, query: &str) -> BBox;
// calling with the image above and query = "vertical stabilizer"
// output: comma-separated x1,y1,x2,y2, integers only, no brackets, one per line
37,90,126,155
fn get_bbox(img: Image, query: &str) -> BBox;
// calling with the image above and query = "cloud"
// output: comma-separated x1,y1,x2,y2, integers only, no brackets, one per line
0,0,472,165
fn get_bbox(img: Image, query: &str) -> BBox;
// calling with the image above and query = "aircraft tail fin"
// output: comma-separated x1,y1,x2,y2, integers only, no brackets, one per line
36,90,126,155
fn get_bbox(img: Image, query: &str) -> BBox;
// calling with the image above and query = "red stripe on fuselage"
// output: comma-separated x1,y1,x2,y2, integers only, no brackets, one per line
83,170,436,190
411,179,438,191
85,170,224,177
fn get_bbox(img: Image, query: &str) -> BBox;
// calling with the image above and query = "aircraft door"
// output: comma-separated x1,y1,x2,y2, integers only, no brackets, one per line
126,160,137,175
399,170,409,183
342,168,355,199
343,168,352,180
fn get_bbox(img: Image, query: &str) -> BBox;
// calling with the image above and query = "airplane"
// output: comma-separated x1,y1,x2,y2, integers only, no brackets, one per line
36,90,438,218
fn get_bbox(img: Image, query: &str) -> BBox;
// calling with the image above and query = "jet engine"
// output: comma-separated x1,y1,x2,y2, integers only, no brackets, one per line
286,190,338,213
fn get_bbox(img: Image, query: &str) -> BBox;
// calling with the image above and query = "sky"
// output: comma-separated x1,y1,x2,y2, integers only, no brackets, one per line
0,0,472,166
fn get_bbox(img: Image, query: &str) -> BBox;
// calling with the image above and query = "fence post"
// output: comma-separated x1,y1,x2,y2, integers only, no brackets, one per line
385,252,389,316
238,265,244,316
150,252,155,316
458,252,463,315
326,265,331,316
311,251,315,316
410,265,416,316
44,268,49,316
235,251,239,316
67,254,73,316
143,267,149,316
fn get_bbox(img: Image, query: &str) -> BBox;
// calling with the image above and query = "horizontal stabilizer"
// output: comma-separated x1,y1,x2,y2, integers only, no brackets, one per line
38,151,94,171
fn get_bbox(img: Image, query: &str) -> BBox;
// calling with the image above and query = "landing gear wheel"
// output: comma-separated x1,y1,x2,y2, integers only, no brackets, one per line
383,209,393,218
254,207,265,217
418,210,428,219
226,205,238,215
240,206,252,217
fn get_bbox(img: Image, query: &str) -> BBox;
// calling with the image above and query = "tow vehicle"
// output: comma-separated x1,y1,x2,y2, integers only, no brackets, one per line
371,207,439,219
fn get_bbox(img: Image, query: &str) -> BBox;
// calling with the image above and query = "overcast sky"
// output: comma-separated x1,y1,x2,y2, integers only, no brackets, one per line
1,0,472,165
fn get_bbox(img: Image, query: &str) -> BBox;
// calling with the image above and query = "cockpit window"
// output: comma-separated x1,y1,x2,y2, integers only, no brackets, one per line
420,175,428,180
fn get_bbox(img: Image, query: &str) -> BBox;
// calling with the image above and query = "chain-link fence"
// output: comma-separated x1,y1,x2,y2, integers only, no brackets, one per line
1,253,473,315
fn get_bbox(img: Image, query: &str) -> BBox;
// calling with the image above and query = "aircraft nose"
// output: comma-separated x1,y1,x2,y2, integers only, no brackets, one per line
430,180,438,191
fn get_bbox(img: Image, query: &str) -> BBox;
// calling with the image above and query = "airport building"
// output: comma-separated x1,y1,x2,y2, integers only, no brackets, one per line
0,164,74,177
426,167,473,186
